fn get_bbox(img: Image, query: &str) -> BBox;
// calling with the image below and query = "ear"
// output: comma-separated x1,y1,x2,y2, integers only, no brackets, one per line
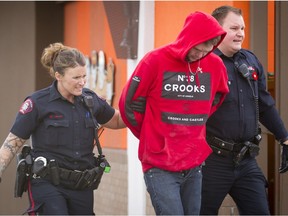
55,72,62,81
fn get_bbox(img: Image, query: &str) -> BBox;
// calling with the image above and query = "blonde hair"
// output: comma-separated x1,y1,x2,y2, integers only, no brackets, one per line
41,42,86,78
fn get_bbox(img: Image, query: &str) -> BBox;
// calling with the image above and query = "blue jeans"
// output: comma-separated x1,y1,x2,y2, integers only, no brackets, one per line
144,166,202,215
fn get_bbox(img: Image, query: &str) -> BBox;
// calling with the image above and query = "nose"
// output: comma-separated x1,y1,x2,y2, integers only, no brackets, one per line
79,77,86,85
194,53,202,59
197,50,208,59
200,51,207,58
237,29,245,37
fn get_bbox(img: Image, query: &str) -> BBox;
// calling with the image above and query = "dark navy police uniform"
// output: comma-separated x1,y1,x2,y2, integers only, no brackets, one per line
11,81,115,215
201,48,288,215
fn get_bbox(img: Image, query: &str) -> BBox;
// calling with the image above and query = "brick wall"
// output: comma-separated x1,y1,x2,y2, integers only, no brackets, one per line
94,148,128,214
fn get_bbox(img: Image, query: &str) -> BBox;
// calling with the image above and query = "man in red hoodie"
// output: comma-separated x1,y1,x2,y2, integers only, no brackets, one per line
119,11,228,215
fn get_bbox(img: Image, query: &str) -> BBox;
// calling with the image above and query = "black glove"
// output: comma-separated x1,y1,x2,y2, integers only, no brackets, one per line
130,97,146,113
279,144,288,173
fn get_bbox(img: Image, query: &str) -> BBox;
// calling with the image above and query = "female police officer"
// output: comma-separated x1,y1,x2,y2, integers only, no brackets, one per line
0,42,126,215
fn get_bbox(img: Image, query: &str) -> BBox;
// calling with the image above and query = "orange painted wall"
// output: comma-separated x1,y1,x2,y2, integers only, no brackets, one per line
154,1,250,49
64,1,127,149
267,1,275,75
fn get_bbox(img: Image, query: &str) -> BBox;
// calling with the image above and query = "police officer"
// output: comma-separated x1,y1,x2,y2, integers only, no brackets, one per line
0,42,126,215
200,6,288,215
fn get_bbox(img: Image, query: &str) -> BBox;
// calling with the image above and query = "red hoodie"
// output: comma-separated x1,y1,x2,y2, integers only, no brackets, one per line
119,11,229,172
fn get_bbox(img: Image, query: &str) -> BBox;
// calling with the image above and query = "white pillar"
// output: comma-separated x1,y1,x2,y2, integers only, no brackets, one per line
127,0,154,215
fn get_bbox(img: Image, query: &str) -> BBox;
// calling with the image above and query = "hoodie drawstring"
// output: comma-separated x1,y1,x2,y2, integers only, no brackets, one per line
187,60,202,86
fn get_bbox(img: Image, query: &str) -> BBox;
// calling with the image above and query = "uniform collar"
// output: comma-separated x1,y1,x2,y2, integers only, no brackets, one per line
49,80,83,103
214,48,247,60
49,80,64,102
213,48,223,57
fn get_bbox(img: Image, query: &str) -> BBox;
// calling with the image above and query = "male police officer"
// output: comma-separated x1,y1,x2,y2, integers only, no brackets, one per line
200,5,288,215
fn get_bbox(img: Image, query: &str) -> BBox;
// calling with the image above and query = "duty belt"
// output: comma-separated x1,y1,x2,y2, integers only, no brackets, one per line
206,134,260,166
206,135,244,157
32,157,107,190
33,165,82,182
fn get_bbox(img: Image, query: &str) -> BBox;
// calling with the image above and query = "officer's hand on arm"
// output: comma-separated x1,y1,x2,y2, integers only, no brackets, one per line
279,140,288,173
130,96,146,113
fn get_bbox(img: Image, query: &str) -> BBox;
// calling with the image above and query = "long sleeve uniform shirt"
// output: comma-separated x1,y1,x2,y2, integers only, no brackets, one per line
207,48,288,143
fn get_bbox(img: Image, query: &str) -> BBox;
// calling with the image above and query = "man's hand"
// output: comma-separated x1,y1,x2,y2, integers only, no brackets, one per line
130,97,146,113
279,143,288,173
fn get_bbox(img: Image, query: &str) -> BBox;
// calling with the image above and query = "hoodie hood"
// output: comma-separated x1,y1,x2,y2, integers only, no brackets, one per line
168,11,226,62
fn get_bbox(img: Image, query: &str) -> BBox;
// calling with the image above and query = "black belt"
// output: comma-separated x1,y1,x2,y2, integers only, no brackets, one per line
33,166,89,182
33,163,104,190
32,163,82,180
206,134,260,165
206,134,244,156
58,167,83,182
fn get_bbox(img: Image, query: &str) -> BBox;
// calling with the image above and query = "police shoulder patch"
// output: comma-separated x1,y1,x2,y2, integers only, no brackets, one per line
19,98,34,114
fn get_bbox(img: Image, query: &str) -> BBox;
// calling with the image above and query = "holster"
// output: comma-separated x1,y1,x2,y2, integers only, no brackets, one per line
14,145,32,198
233,141,260,166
